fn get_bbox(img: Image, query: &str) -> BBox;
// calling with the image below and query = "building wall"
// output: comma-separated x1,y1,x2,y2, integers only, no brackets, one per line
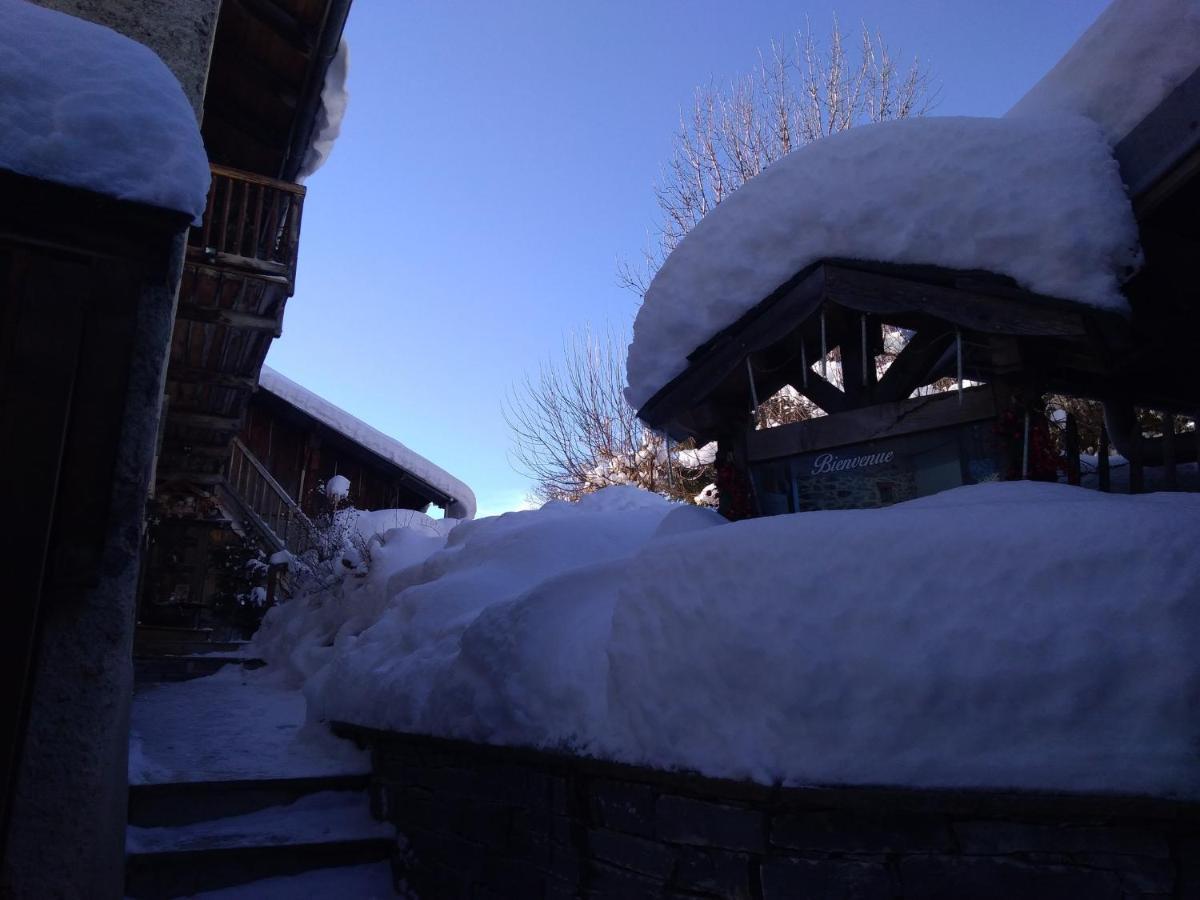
33,0,221,116
1,203,187,898
352,727,1200,900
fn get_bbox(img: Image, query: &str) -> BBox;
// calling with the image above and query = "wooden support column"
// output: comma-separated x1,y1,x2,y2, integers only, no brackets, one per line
1064,413,1080,486
1128,424,1145,495
1098,426,1110,493
1161,411,1177,491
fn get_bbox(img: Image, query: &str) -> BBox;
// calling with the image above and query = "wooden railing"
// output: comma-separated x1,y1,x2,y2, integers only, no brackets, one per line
188,164,306,290
226,437,312,557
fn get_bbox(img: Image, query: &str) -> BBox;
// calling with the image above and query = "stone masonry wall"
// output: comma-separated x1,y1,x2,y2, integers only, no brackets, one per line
340,726,1200,899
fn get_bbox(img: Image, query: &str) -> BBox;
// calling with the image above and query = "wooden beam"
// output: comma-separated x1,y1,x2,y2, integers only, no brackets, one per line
169,411,243,431
166,366,258,391
823,264,1091,338
875,328,957,403
155,471,225,486
747,386,996,463
235,0,316,52
174,302,283,336
792,370,851,416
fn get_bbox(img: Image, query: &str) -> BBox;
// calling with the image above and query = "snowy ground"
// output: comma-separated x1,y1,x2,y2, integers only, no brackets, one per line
129,666,368,785
257,482,1200,799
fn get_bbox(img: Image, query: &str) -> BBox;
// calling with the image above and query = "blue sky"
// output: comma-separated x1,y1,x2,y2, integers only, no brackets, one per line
266,0,1110,518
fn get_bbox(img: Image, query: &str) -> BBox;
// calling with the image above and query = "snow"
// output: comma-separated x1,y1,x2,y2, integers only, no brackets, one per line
257,481,1200,798
297,40,349,182
188,863,396,900
624,115,1140,410
126,791,391,854
258,366,475,519
325,474,351,502
676,442,717,469
129,666,368,784
1008,0,1200,144
0,0,209,220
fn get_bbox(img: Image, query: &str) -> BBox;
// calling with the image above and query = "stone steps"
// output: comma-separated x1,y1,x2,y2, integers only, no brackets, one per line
130,774,372,827
133,653,265,683
125,789,394,898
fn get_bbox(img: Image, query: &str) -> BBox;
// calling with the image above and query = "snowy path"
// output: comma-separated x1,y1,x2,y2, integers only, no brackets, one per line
129,666,369,784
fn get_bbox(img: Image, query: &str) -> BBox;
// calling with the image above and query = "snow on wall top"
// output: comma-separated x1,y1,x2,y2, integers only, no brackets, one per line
258,366,476,519
0,0,210,221
1008,0,1200,144
624,115,1140,411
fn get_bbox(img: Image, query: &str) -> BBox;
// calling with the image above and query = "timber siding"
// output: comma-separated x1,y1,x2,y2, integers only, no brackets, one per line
337,725,1200,899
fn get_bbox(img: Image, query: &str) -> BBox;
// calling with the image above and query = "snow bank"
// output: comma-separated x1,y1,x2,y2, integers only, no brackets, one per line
0,0,209,220
624,115,1140,410
1009,0,1200,144
258,366,476,519
297,39,349,182
258,482,1200,798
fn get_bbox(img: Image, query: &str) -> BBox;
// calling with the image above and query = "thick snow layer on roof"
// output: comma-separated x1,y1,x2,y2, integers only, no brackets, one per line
624,115,1140,411
258,482,1200,797
1008,0,1200,144
297,39,349,182
258,366,476,519
0,0,209,220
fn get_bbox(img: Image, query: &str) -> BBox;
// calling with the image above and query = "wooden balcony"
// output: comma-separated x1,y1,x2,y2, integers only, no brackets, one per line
187,164,305,292
158,165,307,488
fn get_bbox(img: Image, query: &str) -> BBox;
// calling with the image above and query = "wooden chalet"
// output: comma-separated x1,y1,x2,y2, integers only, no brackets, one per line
157,0,351,494
636,65,1200,517
138,0,359,628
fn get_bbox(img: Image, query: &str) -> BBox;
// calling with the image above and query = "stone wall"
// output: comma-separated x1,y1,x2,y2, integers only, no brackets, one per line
341,726,1200,899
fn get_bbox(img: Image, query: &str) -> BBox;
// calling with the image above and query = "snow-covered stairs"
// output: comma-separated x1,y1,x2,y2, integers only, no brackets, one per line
125,782,393,898
134,626,265,683
126,667,396,898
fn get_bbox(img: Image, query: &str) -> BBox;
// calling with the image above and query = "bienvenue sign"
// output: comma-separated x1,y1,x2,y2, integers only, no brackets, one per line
809,449,896,475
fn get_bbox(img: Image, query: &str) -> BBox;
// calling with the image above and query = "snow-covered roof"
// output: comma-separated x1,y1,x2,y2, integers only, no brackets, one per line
258,366,476,519
1008,0,1200,145
0,0,210,221
625,115,1140,411
297,39,349,182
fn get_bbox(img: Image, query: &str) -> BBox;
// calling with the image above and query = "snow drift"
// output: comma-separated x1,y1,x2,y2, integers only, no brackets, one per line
624,115,1140,410
257,482,1200,798
0,0,210,220
1008,0,1200,143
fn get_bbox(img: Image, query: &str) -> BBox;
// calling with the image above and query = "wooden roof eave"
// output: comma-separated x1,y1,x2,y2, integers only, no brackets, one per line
1114,63,1200,217
256,387,458,511
636,259,1126,443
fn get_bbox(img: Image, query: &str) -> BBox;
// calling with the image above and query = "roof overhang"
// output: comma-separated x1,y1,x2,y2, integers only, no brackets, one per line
637,259,1131,445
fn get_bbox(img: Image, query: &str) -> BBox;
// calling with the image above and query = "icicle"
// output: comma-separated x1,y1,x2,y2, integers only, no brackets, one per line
1022,409,1031,479
956,328,964,405
820,309,828,380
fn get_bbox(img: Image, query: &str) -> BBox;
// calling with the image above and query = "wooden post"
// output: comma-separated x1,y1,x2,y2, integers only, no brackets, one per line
1065,413,1080,486
1162,411,1177,491
1128,423,1145,494
1098,425,1110,492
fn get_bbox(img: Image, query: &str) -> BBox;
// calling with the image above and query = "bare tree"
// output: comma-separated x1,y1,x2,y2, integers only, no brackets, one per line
621,16,938,293
512,16,937,506
505,327,713,504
